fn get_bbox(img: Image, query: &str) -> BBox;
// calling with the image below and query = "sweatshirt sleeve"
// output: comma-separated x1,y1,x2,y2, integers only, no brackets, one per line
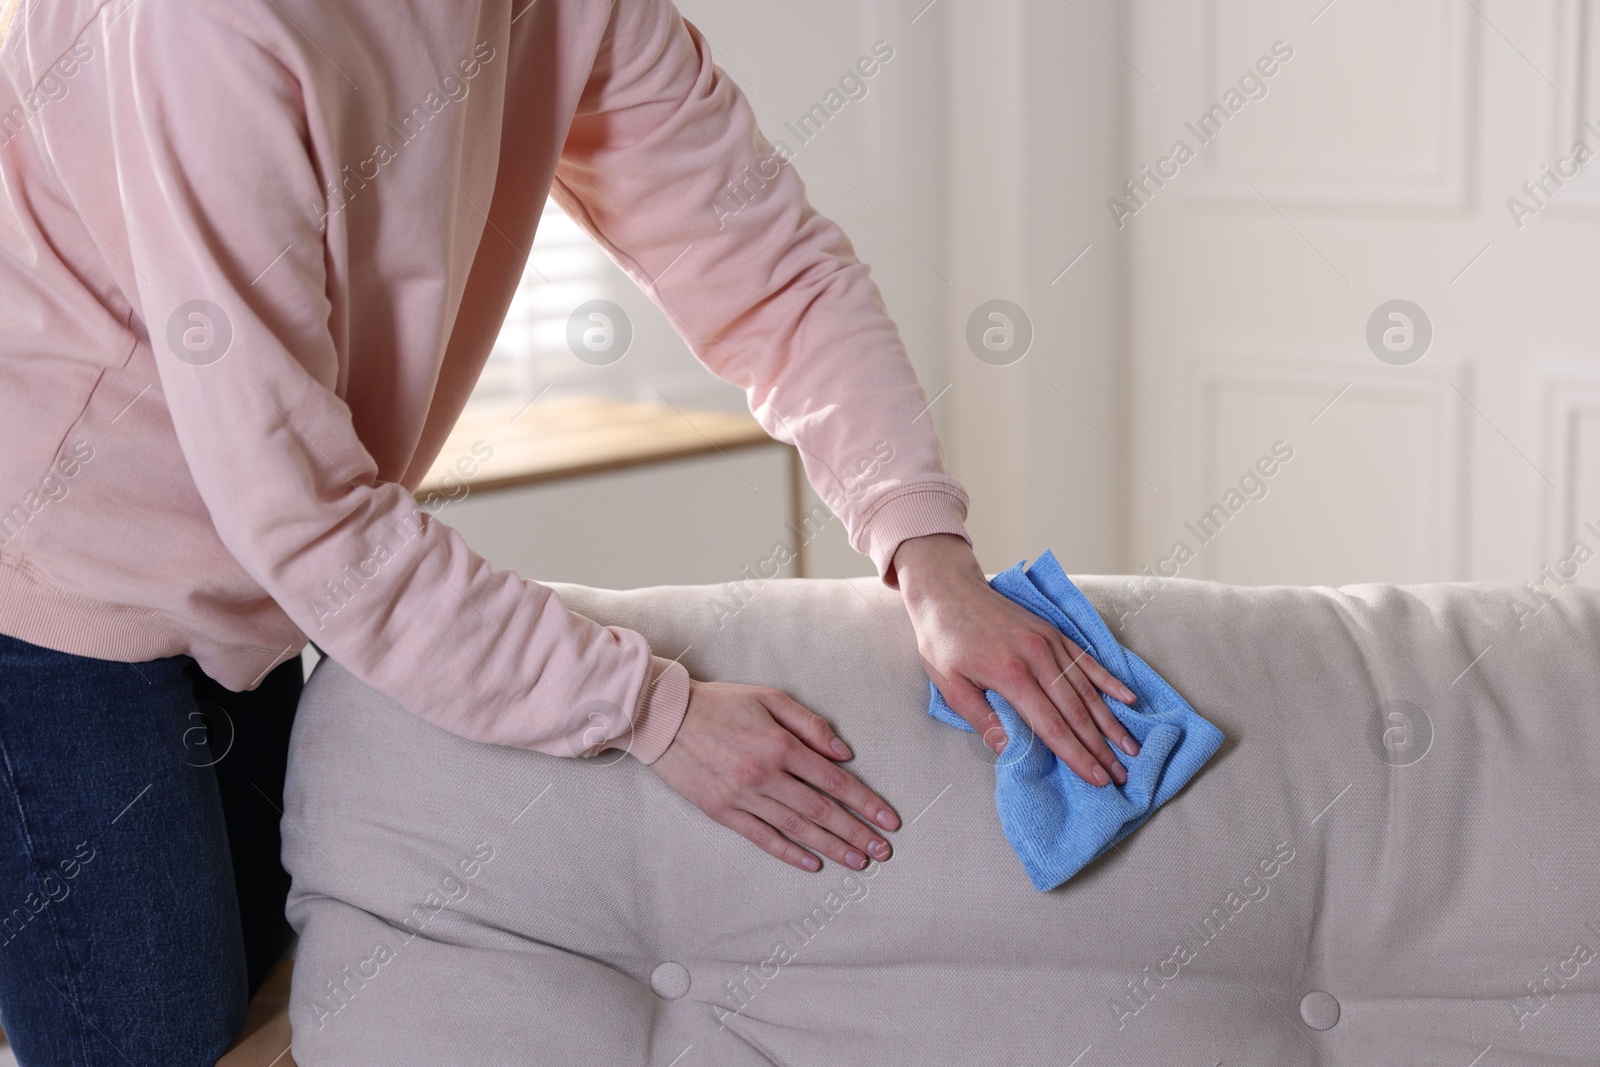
102,4,689,763
552,0,971,586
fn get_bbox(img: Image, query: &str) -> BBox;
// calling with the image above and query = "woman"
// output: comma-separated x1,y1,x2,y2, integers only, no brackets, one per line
0,0,1139,1061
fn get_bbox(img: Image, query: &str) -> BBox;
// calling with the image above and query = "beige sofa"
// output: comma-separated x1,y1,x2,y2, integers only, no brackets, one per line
280,573,1600,1065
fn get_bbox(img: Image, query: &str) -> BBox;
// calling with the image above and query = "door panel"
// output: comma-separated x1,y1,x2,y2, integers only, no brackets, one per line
1129,0,1597,588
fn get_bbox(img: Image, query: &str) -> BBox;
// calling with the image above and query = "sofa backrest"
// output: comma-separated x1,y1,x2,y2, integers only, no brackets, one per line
282,574,1600,1065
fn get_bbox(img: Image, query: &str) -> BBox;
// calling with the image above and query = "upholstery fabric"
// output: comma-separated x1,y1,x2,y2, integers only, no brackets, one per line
282,575,1600,1065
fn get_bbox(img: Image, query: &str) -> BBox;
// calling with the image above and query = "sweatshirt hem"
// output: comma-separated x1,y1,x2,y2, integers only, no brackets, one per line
0,554,303,689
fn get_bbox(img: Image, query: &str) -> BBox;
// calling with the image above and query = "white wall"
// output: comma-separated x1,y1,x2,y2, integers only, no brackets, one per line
943,0,1129,575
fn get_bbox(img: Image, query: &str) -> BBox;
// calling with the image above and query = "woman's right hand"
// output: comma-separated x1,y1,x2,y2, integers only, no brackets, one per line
647,679,898,873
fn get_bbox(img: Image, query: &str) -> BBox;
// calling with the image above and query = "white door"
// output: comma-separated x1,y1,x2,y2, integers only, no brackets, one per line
1126,0,1600,593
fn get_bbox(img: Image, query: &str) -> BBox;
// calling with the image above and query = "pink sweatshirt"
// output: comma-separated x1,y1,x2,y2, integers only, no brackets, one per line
0,0,969,764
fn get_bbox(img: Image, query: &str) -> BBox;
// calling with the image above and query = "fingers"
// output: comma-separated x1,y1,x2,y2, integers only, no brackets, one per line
949,637,1119,784
939,678,1008,755
658,681,900,876
717,768,894,874
1045,636,1140,762
760,688,900,832
719,808,823,872
1006,668,1119,785
997,634,1125,786
749,789,882,871
1072,642,1137,704
784,745,899,834
761,688,853,761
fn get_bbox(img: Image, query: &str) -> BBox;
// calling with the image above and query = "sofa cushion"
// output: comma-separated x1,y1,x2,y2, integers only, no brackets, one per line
281,575,1600,1065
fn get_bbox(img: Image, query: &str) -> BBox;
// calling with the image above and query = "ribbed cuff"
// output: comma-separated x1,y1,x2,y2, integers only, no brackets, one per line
617,655,692,765
858,487,972,586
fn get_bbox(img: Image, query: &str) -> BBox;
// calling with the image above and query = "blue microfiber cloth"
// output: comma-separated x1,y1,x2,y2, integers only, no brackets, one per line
926,551,1224,892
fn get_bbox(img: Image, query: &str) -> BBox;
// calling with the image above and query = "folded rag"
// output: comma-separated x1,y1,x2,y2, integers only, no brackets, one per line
926,551,1224,892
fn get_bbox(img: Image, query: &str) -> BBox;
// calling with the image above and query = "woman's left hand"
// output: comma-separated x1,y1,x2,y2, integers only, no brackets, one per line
891,533,1140,787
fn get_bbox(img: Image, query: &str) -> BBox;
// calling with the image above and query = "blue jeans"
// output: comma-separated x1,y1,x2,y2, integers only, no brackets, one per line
0,632,301,1065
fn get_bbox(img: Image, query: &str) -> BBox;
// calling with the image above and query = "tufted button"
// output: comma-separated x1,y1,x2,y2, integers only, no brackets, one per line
650,961,691,1000
1299,990,1340,1030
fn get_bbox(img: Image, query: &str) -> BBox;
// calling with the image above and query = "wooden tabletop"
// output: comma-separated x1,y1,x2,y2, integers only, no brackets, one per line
415,396,778,498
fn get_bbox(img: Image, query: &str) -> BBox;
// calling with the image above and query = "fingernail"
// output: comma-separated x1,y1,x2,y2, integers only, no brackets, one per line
845,850,867,869
993,736,1008,754
801,855,820,871
867,839,890,859
1121,687,1136,703
1093,766,1110,786
874,809,898,831
1112,764,1127,784
1121,737,1140,756
831,738,852,759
